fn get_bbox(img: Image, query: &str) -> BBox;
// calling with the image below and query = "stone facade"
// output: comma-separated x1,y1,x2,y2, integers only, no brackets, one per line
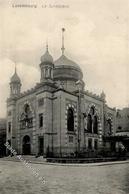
6,43,116,157
0,118,6,156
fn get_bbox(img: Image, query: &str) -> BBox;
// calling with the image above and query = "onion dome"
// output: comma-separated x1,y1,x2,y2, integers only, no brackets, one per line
10,65,21,97
40,46,53,64
40,45,54,82
53,28,83,81
53,55,83,81
10,68,21,84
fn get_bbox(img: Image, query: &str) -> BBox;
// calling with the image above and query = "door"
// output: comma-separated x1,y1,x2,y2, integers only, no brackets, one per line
38,137,44,155
22,135,31,155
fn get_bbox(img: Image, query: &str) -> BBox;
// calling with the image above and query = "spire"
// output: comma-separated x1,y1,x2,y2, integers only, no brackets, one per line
14,61,17,74
61,28,65,55
46,39,48,52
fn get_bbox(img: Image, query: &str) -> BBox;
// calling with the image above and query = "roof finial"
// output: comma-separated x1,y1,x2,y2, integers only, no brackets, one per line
61,28,65,55
46,39,48,52
14,61,17,74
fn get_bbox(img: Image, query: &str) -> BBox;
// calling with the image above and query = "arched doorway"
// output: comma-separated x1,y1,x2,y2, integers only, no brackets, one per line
22,135,31,155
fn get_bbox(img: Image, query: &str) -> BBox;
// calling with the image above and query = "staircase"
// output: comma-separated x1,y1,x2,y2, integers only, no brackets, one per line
0,155,47,164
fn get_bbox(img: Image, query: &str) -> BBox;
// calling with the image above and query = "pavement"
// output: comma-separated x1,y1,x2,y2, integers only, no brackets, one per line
1,155,129,167
0,159,129,194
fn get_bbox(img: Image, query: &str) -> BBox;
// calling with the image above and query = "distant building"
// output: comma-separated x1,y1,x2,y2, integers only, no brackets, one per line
113,108,129,152
116,108,129,134
6,30,116,157
0,118,6,156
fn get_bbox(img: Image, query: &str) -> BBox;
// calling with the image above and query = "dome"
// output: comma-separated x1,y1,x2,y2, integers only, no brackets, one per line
54,55,81,71
53,55,83,81
40,50,53,64
11,72,21,83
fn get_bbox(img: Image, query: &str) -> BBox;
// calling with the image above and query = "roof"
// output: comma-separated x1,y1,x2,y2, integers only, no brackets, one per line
54,55,82,72
11,72,21,83
40,50,53,64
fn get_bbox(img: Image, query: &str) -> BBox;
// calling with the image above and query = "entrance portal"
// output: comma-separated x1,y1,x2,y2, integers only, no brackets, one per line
22,135,31,155
38,137,44,155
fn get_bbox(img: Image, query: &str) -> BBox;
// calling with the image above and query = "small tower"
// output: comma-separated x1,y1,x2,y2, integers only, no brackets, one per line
40,44,54,82
101,90,106,103
10,64,21,97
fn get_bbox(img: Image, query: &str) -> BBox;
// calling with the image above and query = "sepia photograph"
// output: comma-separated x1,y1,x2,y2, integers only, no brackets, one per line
0,0,129,193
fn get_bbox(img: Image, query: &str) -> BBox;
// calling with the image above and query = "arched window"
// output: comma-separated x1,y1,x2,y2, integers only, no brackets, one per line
84,114,87,130
87,114,92,133
49,68,51,78
44,67,49,78
107,119,112,135
90,106,95,115
24,104,30,114
39,113,43,128
20,104,33,129
67,108,74,131
93,116,98,134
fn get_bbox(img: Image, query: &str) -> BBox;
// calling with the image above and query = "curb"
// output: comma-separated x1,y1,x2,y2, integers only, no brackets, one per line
0,158,129,167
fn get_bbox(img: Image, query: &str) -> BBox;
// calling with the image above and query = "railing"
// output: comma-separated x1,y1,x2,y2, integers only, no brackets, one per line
45,146,128,158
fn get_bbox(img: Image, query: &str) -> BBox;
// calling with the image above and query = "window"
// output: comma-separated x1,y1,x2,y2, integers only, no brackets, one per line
87,114,92,133
88,139,92,149
67,108,74,131
118,126,122,130
84,115,87,130
8,111,11,116
24,104,30,114
94,140,98,150
38,98,44,107
39,113,43,128
45,68,49,78
50,68,53,78
87,106,98,134
69,136,73,143
116,111,121,118
20,104,33,129
27,118,33,128
107,119,112,135
90,106,95,115
20,120,26,129
93,116,98,134
8,122,11,133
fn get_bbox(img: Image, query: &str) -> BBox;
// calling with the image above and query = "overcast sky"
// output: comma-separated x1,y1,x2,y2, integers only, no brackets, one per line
0,0,129,117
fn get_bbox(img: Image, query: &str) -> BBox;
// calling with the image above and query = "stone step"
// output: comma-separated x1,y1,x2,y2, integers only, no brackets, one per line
1,155,46,163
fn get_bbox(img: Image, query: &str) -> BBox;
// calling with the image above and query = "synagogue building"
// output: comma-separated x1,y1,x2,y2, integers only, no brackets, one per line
6,30,116,157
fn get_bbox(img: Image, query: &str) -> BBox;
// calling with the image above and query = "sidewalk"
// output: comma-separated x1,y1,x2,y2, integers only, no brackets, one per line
0,155,129,167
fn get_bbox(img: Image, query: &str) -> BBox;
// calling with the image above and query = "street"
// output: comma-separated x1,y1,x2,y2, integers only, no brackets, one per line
0,160,129,194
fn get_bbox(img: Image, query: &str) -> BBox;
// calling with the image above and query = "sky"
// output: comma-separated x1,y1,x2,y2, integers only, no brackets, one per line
0,0,129,117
